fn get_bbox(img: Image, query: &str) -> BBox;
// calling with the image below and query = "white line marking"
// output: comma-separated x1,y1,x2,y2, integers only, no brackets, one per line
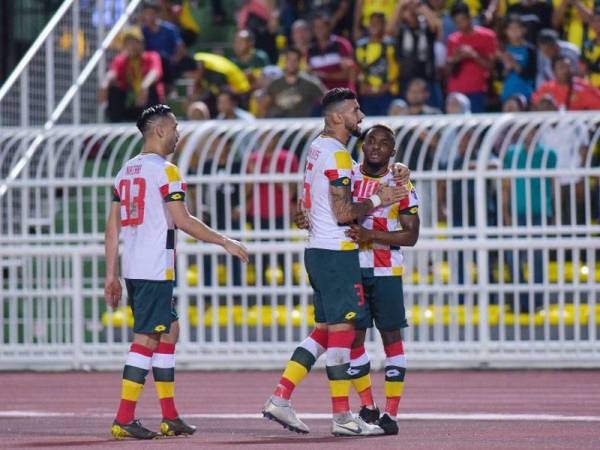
1,411,599,423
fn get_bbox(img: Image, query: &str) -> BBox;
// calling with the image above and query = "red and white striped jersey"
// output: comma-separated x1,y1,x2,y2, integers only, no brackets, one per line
113,153,186,281
351,164,419,276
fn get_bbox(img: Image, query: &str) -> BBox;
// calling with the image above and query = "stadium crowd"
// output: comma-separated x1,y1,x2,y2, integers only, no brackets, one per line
99,0,600,122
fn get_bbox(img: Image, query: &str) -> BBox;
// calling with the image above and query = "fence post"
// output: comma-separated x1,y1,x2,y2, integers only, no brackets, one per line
72,252,83,369
474,115,511,366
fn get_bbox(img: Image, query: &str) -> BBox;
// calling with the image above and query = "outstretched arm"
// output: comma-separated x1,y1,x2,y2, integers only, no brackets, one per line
167,200,249,262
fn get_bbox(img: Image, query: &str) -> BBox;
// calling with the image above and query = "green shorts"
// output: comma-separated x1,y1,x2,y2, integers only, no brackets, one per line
125,279,179,334
354,269,408,331
305,248,367,325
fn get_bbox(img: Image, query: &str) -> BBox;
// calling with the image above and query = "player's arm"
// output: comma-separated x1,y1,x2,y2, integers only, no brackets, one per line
347,211,420,247
329,182,408,224
104,201,122,308
166,200,249,262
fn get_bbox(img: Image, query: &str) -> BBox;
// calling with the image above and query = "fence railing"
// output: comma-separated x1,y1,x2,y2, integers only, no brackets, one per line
1,113,599,369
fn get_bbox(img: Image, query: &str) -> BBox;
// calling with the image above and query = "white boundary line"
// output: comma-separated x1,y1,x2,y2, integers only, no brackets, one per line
1,411,599,423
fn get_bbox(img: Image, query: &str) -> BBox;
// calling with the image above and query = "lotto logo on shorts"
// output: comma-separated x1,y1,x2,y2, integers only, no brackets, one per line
154,324,167,332
345,311,356,320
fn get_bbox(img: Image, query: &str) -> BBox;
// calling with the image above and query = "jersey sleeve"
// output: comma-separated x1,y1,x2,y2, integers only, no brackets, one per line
399,181,419,215
159,163,187,202
324,150,353,187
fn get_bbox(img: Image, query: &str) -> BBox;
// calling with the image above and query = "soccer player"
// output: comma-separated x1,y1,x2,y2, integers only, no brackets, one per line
262,88,408,436
105,104,248,439
266,124,418,436
345,124,419,435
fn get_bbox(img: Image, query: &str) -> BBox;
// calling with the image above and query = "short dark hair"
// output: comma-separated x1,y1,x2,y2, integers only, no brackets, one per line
370,12,386,22
552,54,572,68
504,14,524,28
142,0,160,11
136,104,173,135
450,2,470,18
285,47,302,59
321,88,356,114
218,88,238,104
363,123,395,142
538,28,559,45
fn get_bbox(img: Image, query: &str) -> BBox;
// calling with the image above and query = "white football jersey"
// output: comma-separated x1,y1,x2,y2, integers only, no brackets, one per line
303,135,357,251
113,153,186,281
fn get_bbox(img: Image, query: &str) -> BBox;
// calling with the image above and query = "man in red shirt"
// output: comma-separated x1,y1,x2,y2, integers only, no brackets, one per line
246,134,299,230
532,56,600,110
308,12,355,92
99,27,164,123
445,2,497,113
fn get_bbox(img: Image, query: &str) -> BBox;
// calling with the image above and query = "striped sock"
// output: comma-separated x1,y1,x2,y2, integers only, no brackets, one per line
384,340,406,417
115,343,153,424
350,345,374,408
153,342,178,420
273,328,328,400
326,330,355,415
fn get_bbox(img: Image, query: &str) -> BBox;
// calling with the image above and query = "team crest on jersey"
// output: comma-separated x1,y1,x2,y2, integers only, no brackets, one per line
154,324,167,332
345,311,356,320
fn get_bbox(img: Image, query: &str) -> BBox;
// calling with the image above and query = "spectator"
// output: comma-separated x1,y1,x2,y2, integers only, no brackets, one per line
246,133,299,230
532,55,600,109
99,27,163,123
388,98,409,115
140,0,187,84
583,7,600,88
445,2,498,113
536,28,580,87
502,126,557,312
229,29,271,88
491,0,553,44
187,52,251,116
499,15,537,102
237,0,279,62
535,94,589,226
278,20,312,71
429,0,457,42
216,89,255,120
355,13,399,115
445,92,472,114
263,48,326,118
308,12,355,91
186,101,211,120
404,78,442,115
353,0,397,39
159,0,201,47
388,0,440,101
281,0,352,39
502,93,529,111
552,0,593,49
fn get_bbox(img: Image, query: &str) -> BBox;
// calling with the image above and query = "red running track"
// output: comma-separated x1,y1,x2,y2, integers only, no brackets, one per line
1,370,599,449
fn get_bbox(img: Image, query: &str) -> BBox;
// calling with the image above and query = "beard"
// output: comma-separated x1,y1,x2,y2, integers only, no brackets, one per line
345,119,361,137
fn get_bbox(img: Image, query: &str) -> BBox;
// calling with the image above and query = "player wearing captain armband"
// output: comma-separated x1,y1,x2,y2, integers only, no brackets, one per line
262,88,410,437
105,104,248,440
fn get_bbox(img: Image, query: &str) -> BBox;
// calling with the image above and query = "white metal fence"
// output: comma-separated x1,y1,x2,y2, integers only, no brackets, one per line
1,113,599,370
0,0,140,127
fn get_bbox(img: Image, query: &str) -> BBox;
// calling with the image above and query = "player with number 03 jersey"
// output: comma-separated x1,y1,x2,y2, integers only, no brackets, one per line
263,88,410,437
104,105,248,440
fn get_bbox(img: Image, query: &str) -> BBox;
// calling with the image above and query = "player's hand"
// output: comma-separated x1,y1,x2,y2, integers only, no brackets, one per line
391,162,410,186
346,224,372,245
223,238,249,263
377,184,409,207
104,277,122,308
294,208,310,230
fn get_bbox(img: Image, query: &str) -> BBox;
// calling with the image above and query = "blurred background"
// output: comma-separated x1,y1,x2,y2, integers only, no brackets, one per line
0,0,599,370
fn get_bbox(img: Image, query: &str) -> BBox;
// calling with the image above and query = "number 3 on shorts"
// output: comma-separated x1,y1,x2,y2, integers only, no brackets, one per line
354,283,365,306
